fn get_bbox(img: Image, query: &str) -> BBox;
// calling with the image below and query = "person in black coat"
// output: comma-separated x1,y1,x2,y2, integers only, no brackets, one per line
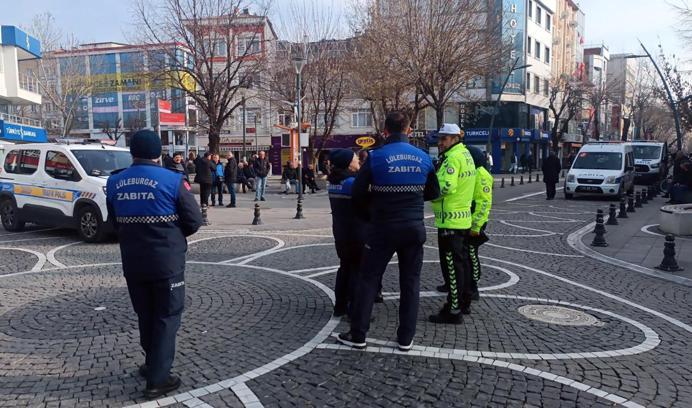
224,154,238,207
194,152,213,207
166,152,189,182
542,151,562,200
303,163,320,193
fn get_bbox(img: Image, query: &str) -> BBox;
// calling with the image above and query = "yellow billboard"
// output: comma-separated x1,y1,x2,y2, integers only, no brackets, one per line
68,71,196,94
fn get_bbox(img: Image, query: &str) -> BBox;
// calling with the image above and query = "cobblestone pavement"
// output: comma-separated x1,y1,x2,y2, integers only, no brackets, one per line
0,186,691,407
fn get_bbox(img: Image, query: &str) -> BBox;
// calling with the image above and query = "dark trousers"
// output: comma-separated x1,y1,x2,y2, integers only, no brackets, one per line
350,222,426,344
545,181,557,199
199,183,212,207
334,240,363,315
211,180,224,205
303,179,319,193
226,182,236,206
438,228,472,313
126,274,185,386
468,225,486,294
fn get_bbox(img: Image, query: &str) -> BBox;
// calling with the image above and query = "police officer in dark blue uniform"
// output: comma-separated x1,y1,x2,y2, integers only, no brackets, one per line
106,130,203,399
327,149,365,317
337,111,440,351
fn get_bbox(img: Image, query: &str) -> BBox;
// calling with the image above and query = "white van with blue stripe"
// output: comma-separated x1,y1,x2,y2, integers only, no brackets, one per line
0,141,132,242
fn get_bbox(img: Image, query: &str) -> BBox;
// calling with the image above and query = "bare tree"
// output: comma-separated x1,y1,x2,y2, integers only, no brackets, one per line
656,47,692,135
134,0,271,153
359,0,504,129
548,75,586,149
100,117,126,143
26,13,93,136
671,0,692,54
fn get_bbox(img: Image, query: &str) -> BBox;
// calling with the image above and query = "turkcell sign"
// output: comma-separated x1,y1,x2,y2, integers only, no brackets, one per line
491,0,526,95
0,120,48,143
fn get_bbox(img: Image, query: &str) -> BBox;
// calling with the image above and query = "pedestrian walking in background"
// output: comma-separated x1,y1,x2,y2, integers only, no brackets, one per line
194,152,212,208
243,160,256,192
224,153,237,208
429,124,476,324
106,130,203,399
466,146,493,301
542,151,562,200
509,153,518,174
337,111,439,351
303,163,320,194
327,149,365,317
486,151,494,171
211,154,224,206
253,151,271,201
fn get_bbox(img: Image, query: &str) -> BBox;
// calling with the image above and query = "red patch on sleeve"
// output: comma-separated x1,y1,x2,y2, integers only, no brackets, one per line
183,180,192,191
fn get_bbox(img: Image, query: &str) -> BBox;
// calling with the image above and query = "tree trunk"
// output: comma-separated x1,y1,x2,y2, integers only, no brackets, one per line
208,124,221,154
435,105,444,130
550,120,560,152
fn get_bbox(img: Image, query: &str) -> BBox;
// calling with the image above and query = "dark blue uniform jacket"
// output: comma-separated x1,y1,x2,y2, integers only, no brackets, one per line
106,161,203,282
353,134,440,225
328,170,367,243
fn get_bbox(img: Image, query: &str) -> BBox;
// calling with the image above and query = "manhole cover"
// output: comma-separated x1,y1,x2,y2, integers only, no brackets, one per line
518,305,603,326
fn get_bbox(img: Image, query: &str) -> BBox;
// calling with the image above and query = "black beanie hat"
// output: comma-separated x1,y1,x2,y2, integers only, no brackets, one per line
130,130,162,159
466,145,487,169
330,149,354,169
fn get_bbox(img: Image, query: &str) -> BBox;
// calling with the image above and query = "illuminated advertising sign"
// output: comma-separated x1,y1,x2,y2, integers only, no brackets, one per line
492,0,527,95
0,120,48,142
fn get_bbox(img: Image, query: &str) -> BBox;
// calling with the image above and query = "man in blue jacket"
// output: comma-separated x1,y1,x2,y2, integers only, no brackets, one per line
337,111,440,351
106,130,203,399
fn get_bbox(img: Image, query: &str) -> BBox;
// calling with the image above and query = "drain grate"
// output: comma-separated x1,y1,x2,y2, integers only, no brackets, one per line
518,305,603,327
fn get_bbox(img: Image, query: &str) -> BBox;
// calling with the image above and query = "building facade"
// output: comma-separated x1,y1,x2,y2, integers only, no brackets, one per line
583,45,611,140
0,25,45,143
607,54,639,141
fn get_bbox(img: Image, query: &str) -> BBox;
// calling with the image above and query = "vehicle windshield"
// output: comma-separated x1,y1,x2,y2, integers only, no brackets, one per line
72,150,132,176
572,152,623,170
633,145,662,160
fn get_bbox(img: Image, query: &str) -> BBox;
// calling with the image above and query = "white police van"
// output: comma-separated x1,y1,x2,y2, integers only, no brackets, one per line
632,141,668,184
564,142,635,199
0,141,132,242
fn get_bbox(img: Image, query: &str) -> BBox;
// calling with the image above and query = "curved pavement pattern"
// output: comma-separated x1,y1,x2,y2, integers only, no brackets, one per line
0,193,690,407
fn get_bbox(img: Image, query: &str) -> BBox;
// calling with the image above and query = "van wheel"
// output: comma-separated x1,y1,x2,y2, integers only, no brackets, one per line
0,199,25,232
77,206,105,243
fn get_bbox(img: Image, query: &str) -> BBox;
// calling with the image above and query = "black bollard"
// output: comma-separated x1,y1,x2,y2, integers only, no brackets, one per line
520,175,524,185
655,235,684,272
252,203,263,225
648,187,656,200
641,188,649,204
501,178,505,188
528,172,532,183
536,173,540,182
607,204,618,225
635,192,643,208
201,205,210,226
618,198,628,219
511,176,515,186
627,196,636,213
294,197,305,219
561,170,565,178
593,209,606,233
591,213,608,247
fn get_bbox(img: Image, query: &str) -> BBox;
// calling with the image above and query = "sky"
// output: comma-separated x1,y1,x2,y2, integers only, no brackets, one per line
0,0,689,59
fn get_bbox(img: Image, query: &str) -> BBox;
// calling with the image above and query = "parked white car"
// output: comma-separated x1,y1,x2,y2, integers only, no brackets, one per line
564,142,636,199
0,141,132,242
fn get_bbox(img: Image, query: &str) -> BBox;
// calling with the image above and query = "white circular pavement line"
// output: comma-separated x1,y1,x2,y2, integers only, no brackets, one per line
0,246,47,272
46,241,81,268
317,341,644,408
231,242,333,266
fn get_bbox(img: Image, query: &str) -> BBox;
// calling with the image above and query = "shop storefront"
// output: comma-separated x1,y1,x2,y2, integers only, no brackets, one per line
561,133,584,168
463,128,542,174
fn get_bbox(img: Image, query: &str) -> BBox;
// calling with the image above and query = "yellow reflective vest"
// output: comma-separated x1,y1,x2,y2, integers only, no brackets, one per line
432,142,476,229
471,166,493,233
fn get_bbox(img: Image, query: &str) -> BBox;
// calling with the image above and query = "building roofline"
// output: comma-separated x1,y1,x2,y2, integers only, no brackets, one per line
48,42,189,56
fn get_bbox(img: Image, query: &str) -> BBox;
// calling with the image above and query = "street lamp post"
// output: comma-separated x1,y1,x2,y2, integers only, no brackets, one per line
487,57,531,172
625,43,683,151
292,45,307,219
241,95,247,162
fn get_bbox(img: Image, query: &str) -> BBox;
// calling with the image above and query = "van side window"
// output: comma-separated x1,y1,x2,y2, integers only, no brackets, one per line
3,150,40,175
45,151,81,181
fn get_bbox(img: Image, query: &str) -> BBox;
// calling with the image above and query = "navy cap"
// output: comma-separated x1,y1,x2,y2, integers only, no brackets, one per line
130,130,162,159
330,149,355,169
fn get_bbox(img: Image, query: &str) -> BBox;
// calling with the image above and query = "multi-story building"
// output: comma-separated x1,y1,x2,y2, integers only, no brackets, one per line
607,54,639,141
583,45,610,140
0,25,45,143
39,42,198,153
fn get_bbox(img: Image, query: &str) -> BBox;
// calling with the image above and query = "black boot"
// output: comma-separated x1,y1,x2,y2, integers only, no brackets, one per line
144,375,181,399
428,308,463,324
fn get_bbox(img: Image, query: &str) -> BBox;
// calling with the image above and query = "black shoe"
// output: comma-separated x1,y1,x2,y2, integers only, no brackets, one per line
138,364,149,377
210,203,216,207
144,375,181,399
333,308,347,318
374,292,384,303
428,310,463,324
226,204,236,208
461,305,471,315
470,291,480,301
254,198,259,202
261,197,266,201
336,332,366,349
436,284,449,293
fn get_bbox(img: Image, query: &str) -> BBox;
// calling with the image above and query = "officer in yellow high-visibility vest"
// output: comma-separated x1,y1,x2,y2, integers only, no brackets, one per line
466,146,493,301
429,124,476,324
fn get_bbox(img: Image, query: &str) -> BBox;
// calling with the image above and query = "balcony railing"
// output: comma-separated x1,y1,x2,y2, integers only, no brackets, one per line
18,73,40,93
0,112,41,127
